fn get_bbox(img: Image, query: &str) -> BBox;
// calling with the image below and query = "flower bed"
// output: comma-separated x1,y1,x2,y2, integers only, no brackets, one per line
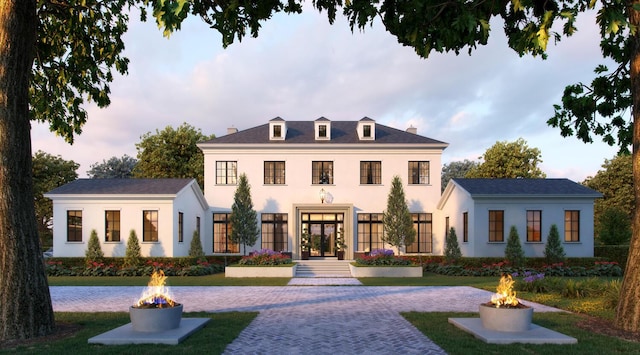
225,249,296,277
351,249,422,277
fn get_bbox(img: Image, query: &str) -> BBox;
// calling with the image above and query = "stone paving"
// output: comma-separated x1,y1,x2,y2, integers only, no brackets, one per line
50,282,564,354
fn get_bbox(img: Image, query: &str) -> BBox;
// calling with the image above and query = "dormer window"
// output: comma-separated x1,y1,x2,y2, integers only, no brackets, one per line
363,125,372,138
357,117,375,140
269,117,286,141
319,125,327,137
314,117,331,140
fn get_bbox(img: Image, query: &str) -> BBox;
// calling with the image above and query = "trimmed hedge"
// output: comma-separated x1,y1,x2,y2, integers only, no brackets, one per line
594,245,629,270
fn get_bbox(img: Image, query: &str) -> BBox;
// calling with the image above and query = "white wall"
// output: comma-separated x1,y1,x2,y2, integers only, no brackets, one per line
202,145,445,257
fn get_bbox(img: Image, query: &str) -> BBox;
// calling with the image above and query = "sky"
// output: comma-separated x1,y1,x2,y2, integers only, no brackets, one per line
31,5,622,182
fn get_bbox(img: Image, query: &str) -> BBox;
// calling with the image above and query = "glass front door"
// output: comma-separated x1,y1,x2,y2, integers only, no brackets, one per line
302,213,343,258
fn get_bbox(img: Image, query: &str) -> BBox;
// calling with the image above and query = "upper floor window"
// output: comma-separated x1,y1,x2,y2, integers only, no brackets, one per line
565,210,580,242
67,210,82,242
312,161,333,184
363,125,372,138
264,161,286,185
360,161,381,184
527,210,542,242
408,161,430,184
488,210,504,242
216,161,237,185
143,210,159,242
318,125,327,137
273,125,282,138
105,210,120,242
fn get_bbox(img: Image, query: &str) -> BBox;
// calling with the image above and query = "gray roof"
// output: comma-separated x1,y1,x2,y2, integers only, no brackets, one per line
200,120,448,145
45,178,195,195
452,178,602,197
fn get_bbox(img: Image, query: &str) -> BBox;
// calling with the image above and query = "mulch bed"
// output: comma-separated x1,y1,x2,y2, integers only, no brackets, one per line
0,322,82,350
576,315,640,342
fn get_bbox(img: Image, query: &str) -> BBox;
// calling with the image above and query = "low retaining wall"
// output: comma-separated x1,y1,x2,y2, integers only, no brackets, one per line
349,264,423,277
225,264,297,278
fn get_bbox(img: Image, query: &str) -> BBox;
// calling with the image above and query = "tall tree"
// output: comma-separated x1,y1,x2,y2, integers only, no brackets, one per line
87,155,138,179
584,154,634,231
466,138,546,179
441,159,480,192
133,123,214,189
382,175,416,253
230,173,258,255
32,151,79,249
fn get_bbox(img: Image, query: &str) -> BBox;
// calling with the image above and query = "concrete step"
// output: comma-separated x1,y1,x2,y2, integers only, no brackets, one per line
295,260,353,278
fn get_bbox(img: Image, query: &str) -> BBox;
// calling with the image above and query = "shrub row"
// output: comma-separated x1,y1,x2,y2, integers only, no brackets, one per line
45,256,241,276
425,260,623,278
237,249,293,265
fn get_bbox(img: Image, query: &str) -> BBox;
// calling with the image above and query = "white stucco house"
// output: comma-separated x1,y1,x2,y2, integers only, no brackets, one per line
45,117,601,259
437,178,602,258
44,178,207,257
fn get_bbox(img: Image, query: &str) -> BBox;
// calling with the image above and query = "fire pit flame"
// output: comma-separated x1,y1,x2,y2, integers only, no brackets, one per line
489,274,519,308
135,270,177,308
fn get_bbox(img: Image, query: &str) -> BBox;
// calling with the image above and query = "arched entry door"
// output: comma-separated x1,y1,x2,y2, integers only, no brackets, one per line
301,213,343,258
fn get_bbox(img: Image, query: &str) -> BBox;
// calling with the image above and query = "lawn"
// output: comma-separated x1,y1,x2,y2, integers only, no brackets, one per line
34,273,638,354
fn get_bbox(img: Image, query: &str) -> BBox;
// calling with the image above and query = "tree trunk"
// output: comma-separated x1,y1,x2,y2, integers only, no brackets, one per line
615,0,640,332
0,0,55,340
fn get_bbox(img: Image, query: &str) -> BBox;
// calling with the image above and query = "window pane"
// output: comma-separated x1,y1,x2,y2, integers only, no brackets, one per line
312,161,333,184
261,213,288,251
216,161,237,185
407,213,432,253
408,161,430,184
143,210,158,242
67,210,82,242
105,210,120,242
360,161,381,184
526,210,541,242
489,210,504,242
564,210,580,242
178,212,184,243
213,213,239,253
357,213,384,252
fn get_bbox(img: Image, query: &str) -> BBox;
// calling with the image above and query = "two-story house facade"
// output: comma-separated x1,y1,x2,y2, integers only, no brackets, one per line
197,117,449,259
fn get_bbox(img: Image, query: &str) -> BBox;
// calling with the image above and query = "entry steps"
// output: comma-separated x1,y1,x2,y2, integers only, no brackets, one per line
295,260,353,277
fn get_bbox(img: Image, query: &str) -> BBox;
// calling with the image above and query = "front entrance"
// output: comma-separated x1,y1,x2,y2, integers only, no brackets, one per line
302,213,343,258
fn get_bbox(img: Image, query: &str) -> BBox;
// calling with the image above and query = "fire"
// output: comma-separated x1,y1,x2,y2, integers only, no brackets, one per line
490,274,519,308
135,270,177,308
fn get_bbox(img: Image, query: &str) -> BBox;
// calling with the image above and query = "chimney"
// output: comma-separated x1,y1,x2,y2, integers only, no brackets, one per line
227,127,238,135
406,126,417,134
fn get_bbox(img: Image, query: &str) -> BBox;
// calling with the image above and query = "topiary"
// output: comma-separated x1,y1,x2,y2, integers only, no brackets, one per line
444,227,462,263
189,230,205,260
85,229,104,264
504,225,525,267
544,224,566,264
124,229,142,268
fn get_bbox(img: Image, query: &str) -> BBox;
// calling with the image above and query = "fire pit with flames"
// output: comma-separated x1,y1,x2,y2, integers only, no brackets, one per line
130,270,184,332
479,274,533,332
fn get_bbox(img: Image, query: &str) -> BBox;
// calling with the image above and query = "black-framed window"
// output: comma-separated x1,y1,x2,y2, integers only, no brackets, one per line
312,161,333,184
264,161,286,185
357,213,383,251
408,161,430,184
213,213,239,253
407,213,432,253
360,161,381,184
261,213,288,251
178,212,184,243
462,212,468,242
318,124,327,137
105,210,120,242
143,210,159,242
273,125,282,138
67,210,82,242
488,210,504,242
196,216,201,239
216,161,237,185
363,125,372,137
527,210,542,242
565,210,580,242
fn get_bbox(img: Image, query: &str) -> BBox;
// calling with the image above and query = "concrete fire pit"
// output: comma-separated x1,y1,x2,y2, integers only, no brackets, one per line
478,303,533,332
130,303,183,332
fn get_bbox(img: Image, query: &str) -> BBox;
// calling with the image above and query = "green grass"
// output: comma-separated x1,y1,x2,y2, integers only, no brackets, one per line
0,312,257,354
403,312,639,354
48,273,291,286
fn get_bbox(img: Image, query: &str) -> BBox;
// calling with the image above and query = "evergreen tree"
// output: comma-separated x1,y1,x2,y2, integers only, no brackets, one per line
597,207,632,245
544,224,566,264
444,227,462,263
124,230,142,268
189,230,206,260
505,225,525,267
85,229,104,263
230,173,258,255
382,176,416,254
